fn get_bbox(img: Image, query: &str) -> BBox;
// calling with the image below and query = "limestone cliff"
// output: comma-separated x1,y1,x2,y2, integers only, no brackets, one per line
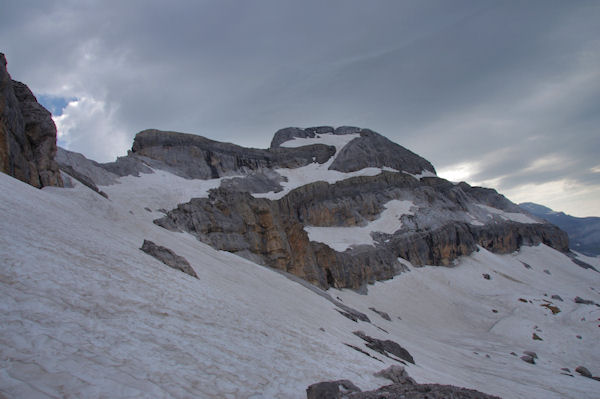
0,53,62,188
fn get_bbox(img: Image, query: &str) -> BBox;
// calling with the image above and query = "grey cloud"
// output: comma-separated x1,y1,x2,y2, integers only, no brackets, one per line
1,0,599,214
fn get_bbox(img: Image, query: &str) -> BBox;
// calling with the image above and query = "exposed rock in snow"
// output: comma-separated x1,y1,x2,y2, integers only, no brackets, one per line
369,307,392,321
353,331,415,364
575,366,592,378
140,239,198,278
308,366,502,399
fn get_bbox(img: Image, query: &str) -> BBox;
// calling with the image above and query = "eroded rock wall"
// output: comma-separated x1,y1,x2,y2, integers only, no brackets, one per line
0,53,62,188
155,170,568,290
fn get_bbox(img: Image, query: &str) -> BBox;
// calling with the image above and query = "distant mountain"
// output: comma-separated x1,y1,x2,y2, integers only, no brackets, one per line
519,202,600,256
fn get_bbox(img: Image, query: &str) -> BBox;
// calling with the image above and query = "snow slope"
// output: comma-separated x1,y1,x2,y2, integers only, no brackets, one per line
1,171,599,398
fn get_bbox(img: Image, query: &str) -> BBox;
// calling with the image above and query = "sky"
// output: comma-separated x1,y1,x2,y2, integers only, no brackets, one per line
1,0,599,216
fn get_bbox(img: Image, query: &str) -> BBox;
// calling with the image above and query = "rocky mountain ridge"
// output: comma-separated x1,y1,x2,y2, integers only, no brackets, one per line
57,126,570,291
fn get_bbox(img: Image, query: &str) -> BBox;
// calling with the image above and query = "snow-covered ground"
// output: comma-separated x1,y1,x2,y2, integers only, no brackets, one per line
1,170,599,398
305,199,415,251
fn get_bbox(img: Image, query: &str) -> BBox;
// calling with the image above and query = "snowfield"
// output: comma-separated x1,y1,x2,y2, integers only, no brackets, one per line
1,170,599,398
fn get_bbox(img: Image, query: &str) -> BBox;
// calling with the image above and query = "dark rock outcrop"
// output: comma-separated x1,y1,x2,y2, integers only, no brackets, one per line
574,296,597,306
140,240,198,278
0,53,62,188
353,330,415,364
306,380,361,399
307,367,502,399
348,383,502,399
575,366,592,378
369,307,391,321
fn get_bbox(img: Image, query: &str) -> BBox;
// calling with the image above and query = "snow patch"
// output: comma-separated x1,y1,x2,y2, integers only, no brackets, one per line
305,200,415,251
100,168,228,221
280,133,360,149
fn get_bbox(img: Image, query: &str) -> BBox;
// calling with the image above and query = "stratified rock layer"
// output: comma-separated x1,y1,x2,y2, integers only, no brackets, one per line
0,53,62,188
131,129,335,179
155,170,568,290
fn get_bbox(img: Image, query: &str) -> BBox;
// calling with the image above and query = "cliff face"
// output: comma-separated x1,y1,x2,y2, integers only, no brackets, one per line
155,169,568,290
0,53,62,188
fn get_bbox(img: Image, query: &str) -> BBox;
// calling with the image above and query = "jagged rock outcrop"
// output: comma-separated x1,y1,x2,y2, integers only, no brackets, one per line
0,53,62,188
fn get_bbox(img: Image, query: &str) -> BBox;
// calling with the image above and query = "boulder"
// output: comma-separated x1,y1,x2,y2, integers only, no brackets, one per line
575,366,592,378
140,240,198,278
353,331,415,364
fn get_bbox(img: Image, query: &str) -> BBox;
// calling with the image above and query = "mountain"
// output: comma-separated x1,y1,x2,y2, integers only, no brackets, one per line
519,202,600,257
2,54,600,398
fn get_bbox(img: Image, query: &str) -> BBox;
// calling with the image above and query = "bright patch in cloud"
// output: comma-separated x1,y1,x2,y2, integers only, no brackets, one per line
437,162,479,182
524,155,573,173
54,97,129,162
502,179,600,217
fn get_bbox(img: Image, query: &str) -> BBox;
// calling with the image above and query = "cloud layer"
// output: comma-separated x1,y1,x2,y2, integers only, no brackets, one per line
2,0,599,216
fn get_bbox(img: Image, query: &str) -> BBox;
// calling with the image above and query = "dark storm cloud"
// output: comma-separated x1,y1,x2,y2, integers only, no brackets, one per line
1,0,599,215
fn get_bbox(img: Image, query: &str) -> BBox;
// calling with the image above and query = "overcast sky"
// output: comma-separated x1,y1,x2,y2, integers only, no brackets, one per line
2,0,599,216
